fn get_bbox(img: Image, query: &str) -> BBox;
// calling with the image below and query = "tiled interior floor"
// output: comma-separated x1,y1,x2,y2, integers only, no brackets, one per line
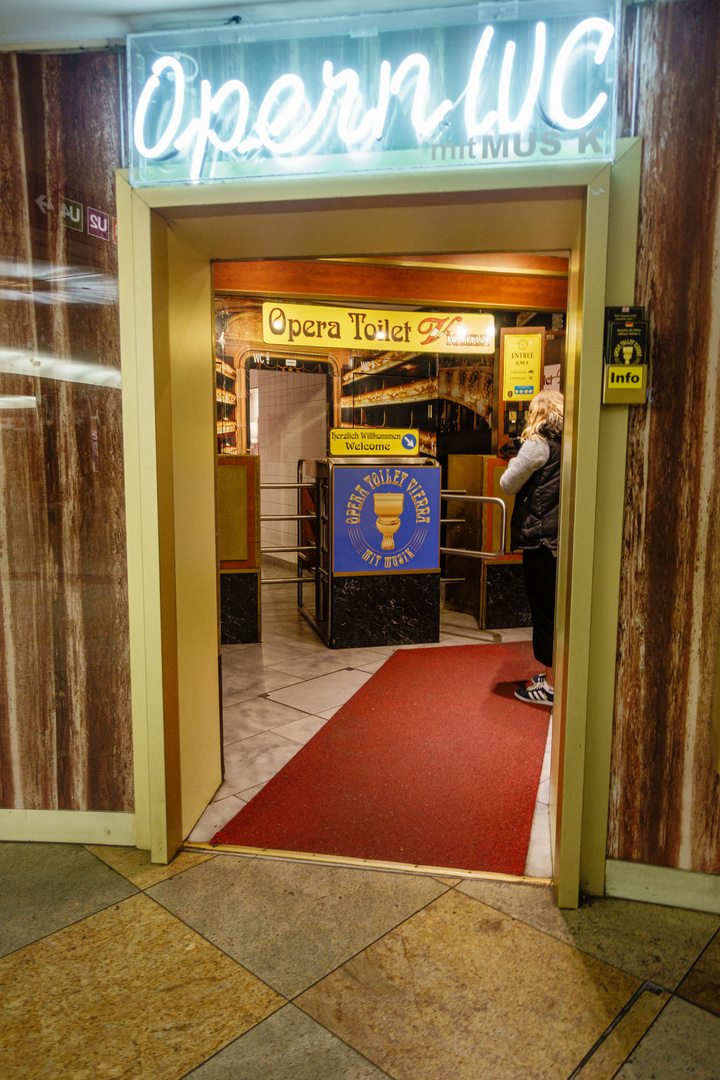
2,841,720,1079
190,568,553,878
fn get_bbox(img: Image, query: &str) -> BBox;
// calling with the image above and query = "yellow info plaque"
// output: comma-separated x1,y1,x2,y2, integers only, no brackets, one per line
603,364,647,404
330,428,420,456
502,332,544,402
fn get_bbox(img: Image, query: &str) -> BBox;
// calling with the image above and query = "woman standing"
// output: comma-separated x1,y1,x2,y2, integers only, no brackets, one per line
499,389,563,706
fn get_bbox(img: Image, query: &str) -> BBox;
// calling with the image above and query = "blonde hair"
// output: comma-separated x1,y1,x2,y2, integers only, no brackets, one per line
521,389,564,442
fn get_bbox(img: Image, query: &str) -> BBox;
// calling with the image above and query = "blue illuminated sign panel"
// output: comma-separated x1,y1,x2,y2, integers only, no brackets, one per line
127,2,619,187
333,465,441,575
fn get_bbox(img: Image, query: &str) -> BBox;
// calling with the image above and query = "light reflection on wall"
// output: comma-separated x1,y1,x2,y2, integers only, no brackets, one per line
0,258,118,307
0,349,121,389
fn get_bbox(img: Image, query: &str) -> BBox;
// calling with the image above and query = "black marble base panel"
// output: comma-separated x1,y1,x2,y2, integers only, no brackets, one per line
220,571,260,645
330,573,440,649
484,562,532,630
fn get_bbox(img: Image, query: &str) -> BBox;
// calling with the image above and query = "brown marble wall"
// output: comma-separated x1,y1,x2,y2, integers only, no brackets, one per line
0,52,132,812
608,1,720,872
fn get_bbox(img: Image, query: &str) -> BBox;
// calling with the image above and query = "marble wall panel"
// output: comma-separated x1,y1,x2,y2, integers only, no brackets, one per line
0,53,132,812
608,1,720,873
331,574,440,649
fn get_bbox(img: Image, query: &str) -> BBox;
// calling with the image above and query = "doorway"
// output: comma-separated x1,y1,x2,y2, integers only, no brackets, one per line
199,262,566,872
117,142,641,905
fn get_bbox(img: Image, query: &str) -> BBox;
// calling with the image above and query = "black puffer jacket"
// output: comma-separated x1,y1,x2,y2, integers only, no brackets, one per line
510,436,561,551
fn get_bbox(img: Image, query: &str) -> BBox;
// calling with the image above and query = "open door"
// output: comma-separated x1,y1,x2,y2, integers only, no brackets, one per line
117,142,641,904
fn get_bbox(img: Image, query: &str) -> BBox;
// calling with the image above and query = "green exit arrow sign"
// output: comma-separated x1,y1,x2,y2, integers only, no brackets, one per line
61,199,83,232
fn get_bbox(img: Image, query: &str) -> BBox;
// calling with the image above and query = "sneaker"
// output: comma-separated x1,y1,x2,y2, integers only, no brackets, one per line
532,672,547,684
515,681,554,706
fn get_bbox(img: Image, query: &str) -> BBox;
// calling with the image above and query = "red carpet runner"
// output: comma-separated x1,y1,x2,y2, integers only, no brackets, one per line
212,642,549,875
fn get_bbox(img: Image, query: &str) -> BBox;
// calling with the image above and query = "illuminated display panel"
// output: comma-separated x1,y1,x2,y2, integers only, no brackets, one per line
127,1,619,187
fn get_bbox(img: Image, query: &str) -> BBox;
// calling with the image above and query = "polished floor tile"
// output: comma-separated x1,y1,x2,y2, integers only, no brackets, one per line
222,669,304,706
267,667,373,713
455,880,720,989
271,713,327,743
147,854,447,998
0,842,137,957
267,654,358,679
213,731,302,799
324,646,394,667
523,723,553,878
0,892,284,1080
188,796,248,842
186,1003,390,1079
296,889,660,1080
677,929,720,1015
523,801,552,878
222,697,308,742
614,996,720,1079
84,844,217,889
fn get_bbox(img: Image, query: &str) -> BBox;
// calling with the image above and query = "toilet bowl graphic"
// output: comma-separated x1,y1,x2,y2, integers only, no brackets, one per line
373,492,404,550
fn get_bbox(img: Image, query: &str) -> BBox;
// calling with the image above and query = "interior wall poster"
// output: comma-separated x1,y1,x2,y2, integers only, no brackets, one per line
333,465,441,574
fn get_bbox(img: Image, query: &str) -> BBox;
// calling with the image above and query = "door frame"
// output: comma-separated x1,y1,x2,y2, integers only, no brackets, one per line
116,139,641,906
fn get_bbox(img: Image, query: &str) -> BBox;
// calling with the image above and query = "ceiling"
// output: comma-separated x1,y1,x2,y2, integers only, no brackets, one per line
0,0,500,49
0,0,638,51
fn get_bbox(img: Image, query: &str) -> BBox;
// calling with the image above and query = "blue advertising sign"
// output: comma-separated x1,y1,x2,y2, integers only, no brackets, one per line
127,3,619,187
333,465,440,574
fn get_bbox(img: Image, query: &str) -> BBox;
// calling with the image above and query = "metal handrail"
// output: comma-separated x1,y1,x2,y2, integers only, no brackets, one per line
259,465,321,585
439,493,507,560
260,513,316,521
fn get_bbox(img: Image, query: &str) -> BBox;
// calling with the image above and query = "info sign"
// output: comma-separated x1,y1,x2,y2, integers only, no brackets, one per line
127,2,619,187
333,464,440,575
603,306,649,404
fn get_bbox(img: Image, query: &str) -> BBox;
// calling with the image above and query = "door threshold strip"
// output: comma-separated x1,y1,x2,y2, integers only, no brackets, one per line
184,840,552,884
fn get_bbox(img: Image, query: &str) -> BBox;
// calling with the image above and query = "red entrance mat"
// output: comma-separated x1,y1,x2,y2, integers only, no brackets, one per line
211,642,549,875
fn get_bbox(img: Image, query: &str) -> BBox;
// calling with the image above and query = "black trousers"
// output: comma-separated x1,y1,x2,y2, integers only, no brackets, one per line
522,546,557,668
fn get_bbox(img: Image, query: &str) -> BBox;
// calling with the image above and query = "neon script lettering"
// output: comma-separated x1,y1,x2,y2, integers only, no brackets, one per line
133,17,614,181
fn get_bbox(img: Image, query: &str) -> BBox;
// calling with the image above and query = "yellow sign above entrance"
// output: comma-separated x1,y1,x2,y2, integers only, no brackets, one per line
263,303,495,354
330,429,420,457
501,331,544,402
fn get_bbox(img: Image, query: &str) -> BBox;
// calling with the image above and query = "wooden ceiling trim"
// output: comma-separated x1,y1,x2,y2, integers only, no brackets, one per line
213,260,568,312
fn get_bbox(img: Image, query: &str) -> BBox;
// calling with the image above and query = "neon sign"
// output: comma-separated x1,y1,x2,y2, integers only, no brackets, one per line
127,4,618,187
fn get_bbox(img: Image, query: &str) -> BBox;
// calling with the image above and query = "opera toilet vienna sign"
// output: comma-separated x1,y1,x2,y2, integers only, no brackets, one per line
127,2,618,187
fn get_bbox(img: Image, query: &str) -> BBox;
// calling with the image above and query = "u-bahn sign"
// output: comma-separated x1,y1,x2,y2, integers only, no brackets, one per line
127,3,619,187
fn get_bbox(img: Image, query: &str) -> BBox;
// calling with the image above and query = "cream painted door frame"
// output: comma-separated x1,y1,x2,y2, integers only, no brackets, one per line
116,140,641,905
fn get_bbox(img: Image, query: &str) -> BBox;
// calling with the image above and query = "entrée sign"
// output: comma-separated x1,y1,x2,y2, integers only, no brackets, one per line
127,4,618,186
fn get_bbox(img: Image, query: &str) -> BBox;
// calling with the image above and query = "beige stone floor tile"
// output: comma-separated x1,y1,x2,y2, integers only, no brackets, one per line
186,1003,390,1079
614,996,720,1079
0,892,284,1080
677,929,720,1016
85,844,217,889
147,854,446,998
296,889,651,1080
456,879,720,988
574,986,670,1080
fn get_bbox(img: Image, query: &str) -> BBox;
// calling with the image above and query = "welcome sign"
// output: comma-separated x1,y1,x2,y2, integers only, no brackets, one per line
127,2,619,187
